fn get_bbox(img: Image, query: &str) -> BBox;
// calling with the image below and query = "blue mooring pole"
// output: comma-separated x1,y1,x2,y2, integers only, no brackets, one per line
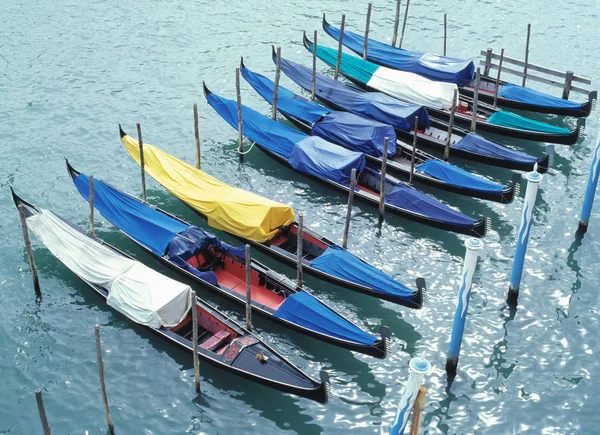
578,129,600,235
507,171,543,305
389,356,432,435
445,238,483,376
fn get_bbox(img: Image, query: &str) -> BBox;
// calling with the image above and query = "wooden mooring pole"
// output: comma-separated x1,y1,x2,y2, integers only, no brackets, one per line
399,0,410,48
191,298,200,393
444,89,458,161
443,14,447,56
35,388,51,435
245,245,252,330
311,30,317,101
193,103,201,169
409,386,427,435
342,168,357,249
17,203,41,297
272,46,281,120
522,24,531,87
470,68,481,132
334,14,346,80
378,137,389,222
391,0,401,47
409,116,418,185
493,49,505,108
297,213,304,287
236,67,244,160
95,324,115,435
136,123,146,202
89,175,95,236
363,3,372,60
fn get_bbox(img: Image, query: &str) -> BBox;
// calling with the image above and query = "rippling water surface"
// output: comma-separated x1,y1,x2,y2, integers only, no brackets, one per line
1,0,599,433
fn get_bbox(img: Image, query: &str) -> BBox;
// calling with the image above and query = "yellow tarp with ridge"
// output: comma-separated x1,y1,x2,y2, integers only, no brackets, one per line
121,134,295,242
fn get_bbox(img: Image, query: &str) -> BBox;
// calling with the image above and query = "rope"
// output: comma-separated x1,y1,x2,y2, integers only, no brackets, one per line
237,140,257,155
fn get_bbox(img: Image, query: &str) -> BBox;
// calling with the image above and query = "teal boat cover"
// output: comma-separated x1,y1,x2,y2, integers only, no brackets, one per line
488,111,570,134
416,160,504,193
274,291,377,346
311,245,415,301
206,91,365,184
323,18,475,86
499,83,582,109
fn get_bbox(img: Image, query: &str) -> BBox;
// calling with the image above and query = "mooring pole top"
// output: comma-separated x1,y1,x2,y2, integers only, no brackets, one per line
525,171,543,184
409,356,432,376
465,238,484,251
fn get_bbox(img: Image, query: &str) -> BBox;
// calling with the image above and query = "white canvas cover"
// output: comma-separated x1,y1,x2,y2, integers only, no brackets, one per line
367,67,459,110
27,209,192,329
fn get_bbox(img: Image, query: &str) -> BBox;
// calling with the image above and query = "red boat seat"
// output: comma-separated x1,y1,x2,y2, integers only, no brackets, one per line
200,329,230,351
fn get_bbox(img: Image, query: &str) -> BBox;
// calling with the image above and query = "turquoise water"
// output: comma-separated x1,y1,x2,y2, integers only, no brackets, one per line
1,0,599,433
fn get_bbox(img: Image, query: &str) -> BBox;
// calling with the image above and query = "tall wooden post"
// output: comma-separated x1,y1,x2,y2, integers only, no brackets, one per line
409,116,419,184
296,213,304,287
443,14,447,56
17,204,40,297
334,14,345,80
245,244,252,330
391,0,401,47
483,48,493,76
363,3,372,60
493,49,505,107
409,386,427,435
89,175,95,236
193,103,201,169
470,68,481,132
378,137,389,221
311,30,318,101
191,300,200,393
399,0,410,48
272,46,282,120
95,324,115,435
136,123,146,202
562,71,574,100
522,24,531,87
35,388,51,435
236,67,244,159
342,168,357,249
444,89,458,161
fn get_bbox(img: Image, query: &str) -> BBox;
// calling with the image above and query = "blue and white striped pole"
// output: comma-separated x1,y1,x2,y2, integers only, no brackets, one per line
390,356,432,435
507,171,543,305
578,128,600,235
445,238,483,375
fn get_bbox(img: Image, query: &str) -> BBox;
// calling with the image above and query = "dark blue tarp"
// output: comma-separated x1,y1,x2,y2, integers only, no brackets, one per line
242,63,397,158
323,19,475,86
289,136,366,184
241,64,330,123
207,91,366,184
73,173,188,256
72,172,245,286
499,83,582,109
165,226,245,286
278,56,429,131
311,246,415,301
453,133,538,165
416,160,504,194
206,91,305,159
274,291,377,346
384,180,476,229
312,112,396,158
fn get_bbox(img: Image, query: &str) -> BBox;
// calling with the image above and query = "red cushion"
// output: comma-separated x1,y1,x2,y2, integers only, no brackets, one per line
200,330,230,351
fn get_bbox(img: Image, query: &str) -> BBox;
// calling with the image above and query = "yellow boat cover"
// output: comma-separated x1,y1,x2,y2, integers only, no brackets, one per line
122,134,295,242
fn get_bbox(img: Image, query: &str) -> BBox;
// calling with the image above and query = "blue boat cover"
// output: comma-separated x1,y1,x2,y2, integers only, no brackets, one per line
278,56,429,131
499,83,582,109
416,160,504,194
383,180,476,229
323,20,475,86
241,64,330,123
311,246,415,301
453,133,538,165
242,63,396,157
206,91,366,184
312,112,396,158
72,173,244,286
289,136,366,184
274,291,377,346
488,111,571,134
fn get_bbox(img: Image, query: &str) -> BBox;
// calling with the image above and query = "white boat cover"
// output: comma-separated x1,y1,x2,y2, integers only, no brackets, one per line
27,209,192,329
366,67,459,110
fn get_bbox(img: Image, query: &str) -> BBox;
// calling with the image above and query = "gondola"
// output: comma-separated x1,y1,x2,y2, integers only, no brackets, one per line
322,15,596,118
303,33,584,145
204,84,487,238
66,161,388,359
241,58,515,204
274,50,550,173
117,126,426,309
10,188,329,403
